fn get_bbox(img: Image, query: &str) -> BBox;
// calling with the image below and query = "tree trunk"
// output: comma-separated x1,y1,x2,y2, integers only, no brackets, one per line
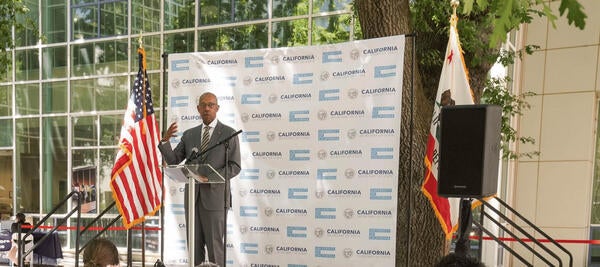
355,0,446,266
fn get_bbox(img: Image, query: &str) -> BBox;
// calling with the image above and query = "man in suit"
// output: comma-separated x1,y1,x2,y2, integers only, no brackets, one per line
158,92,241,266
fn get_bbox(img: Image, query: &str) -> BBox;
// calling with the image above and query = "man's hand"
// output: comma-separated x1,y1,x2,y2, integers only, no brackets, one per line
161,122,178,142
198,176,209,183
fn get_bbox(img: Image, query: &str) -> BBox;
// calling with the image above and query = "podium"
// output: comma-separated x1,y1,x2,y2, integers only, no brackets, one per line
164,164,226,184
163,164,225,266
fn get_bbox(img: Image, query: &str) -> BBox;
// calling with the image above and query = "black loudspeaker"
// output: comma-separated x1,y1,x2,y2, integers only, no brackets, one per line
438,104,502,198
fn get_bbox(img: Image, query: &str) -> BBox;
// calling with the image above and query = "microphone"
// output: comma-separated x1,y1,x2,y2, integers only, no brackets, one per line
188,147,200,161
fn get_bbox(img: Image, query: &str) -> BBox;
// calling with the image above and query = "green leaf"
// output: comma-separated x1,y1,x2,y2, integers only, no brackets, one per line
559,0,587,29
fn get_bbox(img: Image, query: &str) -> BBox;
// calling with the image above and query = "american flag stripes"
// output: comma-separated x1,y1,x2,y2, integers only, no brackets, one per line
110,47,163,229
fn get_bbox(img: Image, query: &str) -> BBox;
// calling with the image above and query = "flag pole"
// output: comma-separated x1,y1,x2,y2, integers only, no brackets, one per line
138,33,147,267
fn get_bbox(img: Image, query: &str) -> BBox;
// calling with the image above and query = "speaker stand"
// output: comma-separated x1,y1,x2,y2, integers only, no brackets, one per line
455,198,473,256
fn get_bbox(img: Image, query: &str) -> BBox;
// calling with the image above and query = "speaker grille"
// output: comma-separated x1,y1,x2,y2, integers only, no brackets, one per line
438,104,501,198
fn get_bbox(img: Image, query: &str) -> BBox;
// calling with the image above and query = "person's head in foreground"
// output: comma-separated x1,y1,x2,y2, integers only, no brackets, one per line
434,252,486,267
83,238,120,267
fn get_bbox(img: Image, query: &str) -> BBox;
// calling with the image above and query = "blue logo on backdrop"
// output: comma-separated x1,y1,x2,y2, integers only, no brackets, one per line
317,169,337,180
374,65,397,78
319,89,340,101
293,73,313,85
240,169,259,180
289,150,310,161
372,106,395,118
287,226,308,238
241,94,261,104
242,131,260,143
315,208,336,219
225,76,237,87
240,206,259,217
322,51,343,63
318,129,340,141
240,243,259,254
371,147,394,159
289,110,310,122
370,188,393,200
288,188,308,199
315,246,336,258
170,96,189,107
369,228,392,240
244,56,264,68
171,59,190,71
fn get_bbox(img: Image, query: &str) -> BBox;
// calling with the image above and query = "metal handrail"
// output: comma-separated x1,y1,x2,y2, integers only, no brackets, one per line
15,190,82,267
77,201,121,255
475,197,573,267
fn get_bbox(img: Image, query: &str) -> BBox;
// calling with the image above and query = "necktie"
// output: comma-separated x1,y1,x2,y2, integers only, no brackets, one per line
200,126,211,156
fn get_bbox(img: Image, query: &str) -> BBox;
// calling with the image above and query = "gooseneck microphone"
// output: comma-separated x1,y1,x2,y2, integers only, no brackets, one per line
188,147,200,161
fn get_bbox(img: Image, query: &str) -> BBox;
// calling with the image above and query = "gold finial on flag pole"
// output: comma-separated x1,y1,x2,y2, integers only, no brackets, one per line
450,0,459,26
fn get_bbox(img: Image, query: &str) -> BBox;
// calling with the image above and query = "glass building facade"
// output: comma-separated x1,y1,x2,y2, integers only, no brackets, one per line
0,0,359,252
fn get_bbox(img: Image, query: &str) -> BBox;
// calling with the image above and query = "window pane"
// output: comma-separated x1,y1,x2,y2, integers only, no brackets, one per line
71,150,97,213
15,49,40,81
43,46,68,79
42,116,68,213
99,1,127,37
0,85,12,117
100,115,121,146
312,0,352,12
198,0,220,25
164,31,195,54
71,40,128,77
131,35,162,71
199,24,268,51
72,165,97,214
0,119,13,147
233,0,268,22
16,0,39,47
99,148,119,211
42,0,67,43
72,5,98,40
16,117,40,213
72,116,97,147
97,76,127,111
0,153,13,216
132,0,161,33
71,76,129,112
16,83,39,116
272,19,309,48
71,76,127,113
164,0,195,30
0,53,11,83
42,81,68,114
273,0,308,17
311,15,351,45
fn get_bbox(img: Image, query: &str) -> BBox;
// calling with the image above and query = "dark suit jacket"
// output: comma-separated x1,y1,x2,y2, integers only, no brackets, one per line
158,120,241,210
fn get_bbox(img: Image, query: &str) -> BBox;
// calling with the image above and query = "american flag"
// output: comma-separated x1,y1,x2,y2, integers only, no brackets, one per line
110,47,163,229
421,14,474,239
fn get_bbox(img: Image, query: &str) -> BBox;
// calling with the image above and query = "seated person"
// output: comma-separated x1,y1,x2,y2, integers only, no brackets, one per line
83,238,120,267
9,213,33,264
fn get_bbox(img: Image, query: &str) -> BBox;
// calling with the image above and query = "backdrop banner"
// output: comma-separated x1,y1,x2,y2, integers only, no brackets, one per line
164,35,405,266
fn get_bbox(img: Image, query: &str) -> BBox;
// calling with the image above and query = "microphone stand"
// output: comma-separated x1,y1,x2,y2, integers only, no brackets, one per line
193,129,241,267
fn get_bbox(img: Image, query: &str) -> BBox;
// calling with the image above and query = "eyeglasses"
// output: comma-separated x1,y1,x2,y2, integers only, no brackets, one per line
199,103,217,108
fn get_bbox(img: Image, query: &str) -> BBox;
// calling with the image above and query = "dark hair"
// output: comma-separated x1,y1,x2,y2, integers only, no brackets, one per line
83,238,119,267
15,213,26,223
435,253,485,267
